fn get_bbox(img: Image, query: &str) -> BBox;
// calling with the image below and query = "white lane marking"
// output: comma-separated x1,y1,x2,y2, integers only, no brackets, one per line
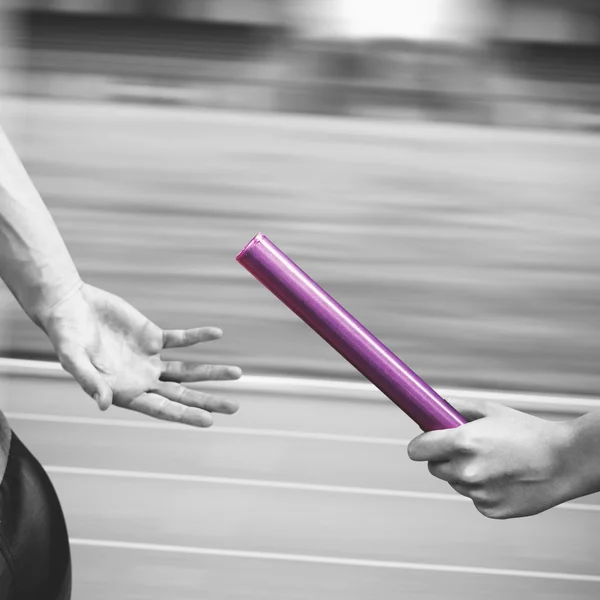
1,357,598,413
6,412,411,446
45,465,600,513
0,358,64,372
69,538,600,583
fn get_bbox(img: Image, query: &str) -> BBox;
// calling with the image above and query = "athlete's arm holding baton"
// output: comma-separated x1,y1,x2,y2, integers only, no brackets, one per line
408,397,600,519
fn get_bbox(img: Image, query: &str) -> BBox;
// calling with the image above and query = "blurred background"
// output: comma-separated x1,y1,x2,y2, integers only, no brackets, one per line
1,0,600,392
1,1,600,599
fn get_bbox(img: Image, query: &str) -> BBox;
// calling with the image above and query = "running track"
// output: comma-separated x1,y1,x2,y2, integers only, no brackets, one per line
1,360,599,599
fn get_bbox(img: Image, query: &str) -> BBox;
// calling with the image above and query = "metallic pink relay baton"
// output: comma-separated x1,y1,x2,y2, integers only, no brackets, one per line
236,233,466,432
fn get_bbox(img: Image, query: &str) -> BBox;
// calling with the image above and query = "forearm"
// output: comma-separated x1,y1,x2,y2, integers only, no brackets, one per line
0,125,81,327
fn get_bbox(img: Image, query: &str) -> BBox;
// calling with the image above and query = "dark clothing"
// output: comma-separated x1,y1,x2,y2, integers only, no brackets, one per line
0,429,71,600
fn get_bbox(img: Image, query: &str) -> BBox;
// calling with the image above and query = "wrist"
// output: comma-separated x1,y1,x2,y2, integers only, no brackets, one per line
28,273,84,331
555,414,600,503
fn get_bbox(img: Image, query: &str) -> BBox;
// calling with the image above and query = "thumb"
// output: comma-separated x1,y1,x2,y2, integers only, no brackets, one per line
445,396,505,422
58,348,113,411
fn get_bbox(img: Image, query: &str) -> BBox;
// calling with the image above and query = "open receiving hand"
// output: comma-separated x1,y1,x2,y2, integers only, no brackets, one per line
40,282,242,427
407,398,577,519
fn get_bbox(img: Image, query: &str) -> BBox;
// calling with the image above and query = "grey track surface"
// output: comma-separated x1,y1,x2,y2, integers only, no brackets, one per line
1,374,599,599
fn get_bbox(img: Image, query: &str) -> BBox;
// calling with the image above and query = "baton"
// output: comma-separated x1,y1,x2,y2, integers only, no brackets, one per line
236,233,465,431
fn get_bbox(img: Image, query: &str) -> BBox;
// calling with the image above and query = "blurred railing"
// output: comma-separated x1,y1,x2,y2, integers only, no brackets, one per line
13,8,600,130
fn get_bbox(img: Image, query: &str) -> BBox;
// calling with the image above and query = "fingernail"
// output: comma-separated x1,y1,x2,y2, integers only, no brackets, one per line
93,393,102,407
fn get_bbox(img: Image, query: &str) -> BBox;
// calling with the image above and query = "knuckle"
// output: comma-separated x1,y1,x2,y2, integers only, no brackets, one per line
152,359,164,380
143,323,163,354
471,398,488,412
455,429,478,454
459,465,483,485
156,397,178,421
479,399,492,413
202,393,218,410
178,405,190,424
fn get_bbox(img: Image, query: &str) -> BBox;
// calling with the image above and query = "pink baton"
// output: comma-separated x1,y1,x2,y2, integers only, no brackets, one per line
236,233,465,431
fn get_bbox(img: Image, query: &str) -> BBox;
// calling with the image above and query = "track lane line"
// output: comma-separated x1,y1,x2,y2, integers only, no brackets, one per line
45,465,600,513
6,412,411,445
68,538,600,583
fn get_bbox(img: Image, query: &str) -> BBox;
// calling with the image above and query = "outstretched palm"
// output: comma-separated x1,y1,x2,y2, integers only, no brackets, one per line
42,283,241,427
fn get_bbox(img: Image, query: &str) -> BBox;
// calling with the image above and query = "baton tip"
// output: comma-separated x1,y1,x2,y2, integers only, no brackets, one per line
237,232,266,263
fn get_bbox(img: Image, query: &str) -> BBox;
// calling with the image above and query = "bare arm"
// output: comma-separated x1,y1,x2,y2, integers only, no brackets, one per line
0,125,242,425
0,125,81,327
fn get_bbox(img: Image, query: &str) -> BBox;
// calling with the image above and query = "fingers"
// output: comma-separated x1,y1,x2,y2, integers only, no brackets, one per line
160,361,242,383
128,381,240,427
430,463,494,509
448,482,473,499
409,399,507,462
445,397,505,421
162,327,222,349
427,460,454,483
127,392,214,427
428,459,486,486
448,482,498,513
154,381,239,415
58,348,113,411
448,482,491,506
407,429,464,462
